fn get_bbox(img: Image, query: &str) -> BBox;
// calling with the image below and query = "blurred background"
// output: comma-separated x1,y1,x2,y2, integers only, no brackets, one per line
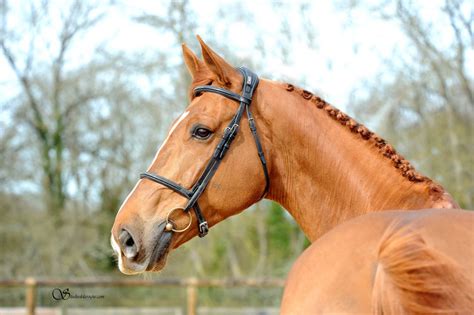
0,0,472,313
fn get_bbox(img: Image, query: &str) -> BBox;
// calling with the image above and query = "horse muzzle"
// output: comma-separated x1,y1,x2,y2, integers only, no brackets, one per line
111,221,173,274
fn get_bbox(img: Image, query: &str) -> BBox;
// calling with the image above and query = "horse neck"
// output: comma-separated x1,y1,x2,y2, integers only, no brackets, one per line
255,81,458,241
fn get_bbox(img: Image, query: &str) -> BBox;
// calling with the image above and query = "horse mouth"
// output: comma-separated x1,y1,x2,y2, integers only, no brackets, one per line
146,222,173,272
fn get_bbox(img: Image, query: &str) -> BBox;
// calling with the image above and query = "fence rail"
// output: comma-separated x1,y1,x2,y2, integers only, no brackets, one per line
0,277,285,315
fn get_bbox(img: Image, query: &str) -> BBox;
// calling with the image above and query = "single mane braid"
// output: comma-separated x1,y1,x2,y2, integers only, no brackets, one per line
284,83,435,184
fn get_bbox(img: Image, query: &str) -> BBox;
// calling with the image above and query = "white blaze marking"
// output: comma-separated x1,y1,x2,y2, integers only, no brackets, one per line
116,180,141,214
147,110,190,169
115,111,190,215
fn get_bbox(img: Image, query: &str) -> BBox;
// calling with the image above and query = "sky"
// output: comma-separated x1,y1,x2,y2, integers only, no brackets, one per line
0,0,464,131
0,0,409,112
99,0,463,106
99,0,407,108
1,0,465,123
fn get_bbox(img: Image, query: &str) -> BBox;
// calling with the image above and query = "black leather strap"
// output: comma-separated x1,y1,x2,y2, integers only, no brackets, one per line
194,86,250,104
140,67,269,238
246,105,269,198
239,67,269,198
193,203,208,236
140,172,192,198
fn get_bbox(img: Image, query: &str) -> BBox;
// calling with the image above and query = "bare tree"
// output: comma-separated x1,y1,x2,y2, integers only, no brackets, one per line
1,0,104,221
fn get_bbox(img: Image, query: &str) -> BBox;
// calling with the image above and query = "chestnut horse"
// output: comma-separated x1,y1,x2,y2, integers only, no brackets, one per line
111,37,473,313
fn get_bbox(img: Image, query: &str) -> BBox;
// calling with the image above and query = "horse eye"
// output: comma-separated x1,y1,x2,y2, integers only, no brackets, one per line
192,127,213,140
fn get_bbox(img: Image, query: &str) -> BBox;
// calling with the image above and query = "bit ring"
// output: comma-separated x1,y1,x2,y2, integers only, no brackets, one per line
165,207,192,233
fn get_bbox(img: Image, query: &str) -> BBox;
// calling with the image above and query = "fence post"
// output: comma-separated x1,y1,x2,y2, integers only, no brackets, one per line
186,278,197,315
25,277,37,315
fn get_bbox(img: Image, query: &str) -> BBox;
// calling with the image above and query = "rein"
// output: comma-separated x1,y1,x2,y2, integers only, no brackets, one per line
140,67,269,237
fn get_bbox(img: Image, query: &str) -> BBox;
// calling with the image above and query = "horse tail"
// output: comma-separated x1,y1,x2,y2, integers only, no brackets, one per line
372,221,473,315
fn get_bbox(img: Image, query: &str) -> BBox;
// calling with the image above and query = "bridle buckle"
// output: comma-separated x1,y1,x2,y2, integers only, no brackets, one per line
198,221,209,237
225,123,239,137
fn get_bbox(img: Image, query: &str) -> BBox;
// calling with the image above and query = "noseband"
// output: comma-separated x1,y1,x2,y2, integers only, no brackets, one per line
140,67,270,237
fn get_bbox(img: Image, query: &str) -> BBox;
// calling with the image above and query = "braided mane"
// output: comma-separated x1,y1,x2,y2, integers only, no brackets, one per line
284,83,445,193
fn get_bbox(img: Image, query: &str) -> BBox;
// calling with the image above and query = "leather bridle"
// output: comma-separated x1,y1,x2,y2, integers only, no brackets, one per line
140,67,269,237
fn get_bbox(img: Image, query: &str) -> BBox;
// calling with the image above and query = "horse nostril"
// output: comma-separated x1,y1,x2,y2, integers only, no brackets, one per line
119,228,139,259
125,237,134,247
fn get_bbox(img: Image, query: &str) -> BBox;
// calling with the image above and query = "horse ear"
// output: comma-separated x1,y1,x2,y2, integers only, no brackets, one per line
182,43,207,80
197,35,241,87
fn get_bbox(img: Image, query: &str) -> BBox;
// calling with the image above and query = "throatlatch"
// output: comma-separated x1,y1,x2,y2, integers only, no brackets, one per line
140,67,269,237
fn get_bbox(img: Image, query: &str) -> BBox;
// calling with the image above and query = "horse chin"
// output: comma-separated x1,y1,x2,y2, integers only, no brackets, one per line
146,251,169,272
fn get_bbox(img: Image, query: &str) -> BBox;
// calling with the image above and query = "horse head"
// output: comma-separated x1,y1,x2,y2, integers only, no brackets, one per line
111,37,270,274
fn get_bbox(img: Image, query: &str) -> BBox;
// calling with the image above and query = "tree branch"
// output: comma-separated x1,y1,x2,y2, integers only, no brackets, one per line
0,41,48,138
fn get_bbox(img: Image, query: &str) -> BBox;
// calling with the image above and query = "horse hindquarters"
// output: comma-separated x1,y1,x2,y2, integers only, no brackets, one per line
372,222,474,315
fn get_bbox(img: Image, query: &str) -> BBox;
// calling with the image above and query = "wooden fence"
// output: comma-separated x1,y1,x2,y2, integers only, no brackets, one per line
0,277,285,315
